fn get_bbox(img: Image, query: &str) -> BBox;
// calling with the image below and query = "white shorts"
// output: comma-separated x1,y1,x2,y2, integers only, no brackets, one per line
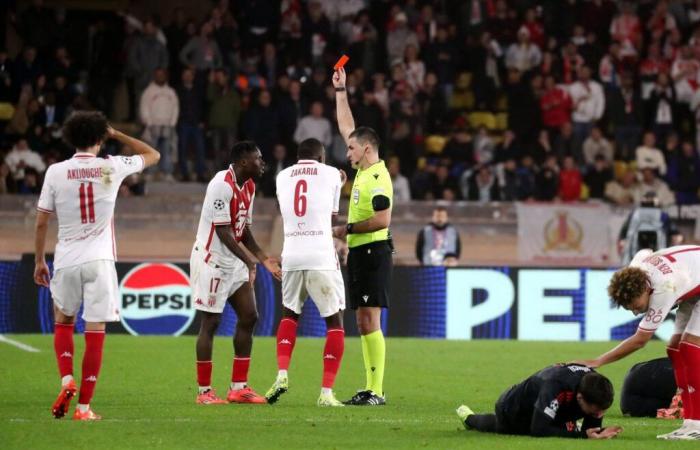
674,299,700,336
281,270,345,318
190,245,248,314
50,260,120,322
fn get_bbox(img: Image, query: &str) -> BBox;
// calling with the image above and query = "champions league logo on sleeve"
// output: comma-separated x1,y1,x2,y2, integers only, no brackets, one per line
119,263,195,336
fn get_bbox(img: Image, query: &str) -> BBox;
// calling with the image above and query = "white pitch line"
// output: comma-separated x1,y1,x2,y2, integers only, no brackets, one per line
0,335,40,353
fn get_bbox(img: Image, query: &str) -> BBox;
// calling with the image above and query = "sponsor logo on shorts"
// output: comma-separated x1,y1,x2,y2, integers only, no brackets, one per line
119,263,195,336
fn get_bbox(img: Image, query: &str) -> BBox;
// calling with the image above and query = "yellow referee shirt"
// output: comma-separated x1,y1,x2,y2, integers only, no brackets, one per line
347,160,393,248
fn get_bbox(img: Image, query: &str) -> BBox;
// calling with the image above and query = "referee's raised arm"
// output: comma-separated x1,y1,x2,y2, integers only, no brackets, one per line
332,67,354,144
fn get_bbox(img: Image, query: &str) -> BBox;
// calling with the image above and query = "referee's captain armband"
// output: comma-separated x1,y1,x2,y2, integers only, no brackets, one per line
372,195,391,211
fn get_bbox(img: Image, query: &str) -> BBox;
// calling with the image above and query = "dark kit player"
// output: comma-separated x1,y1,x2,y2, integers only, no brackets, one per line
456,364,623,439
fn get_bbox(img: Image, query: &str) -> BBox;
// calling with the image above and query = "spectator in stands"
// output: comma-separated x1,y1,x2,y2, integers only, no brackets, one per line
164,7,189,81
667,139,700,205
610,2,642,58
636,131,667,176
497,158,519,201
415,206,461,266
277,78,306,146
0,161,14,194
607,72,644,161
207,68,241,170
354,90,385,143
384,156,410,202
585,154,614,200
4,137,45,187
605,170,637,205
293,101,332,149
465,165,500,202
242,89,279,160
261,143,293,197
176,68,206,182
516,155,537,201
633,168,675,207
568,65,605,161
473,126,495,165
646,72,677,144
540,75,572,136
536,155,559,201
505,27,542,73
583,126,614,166
179,21,222,74
128,19,169,114
558,155,582,202
13,46,41,88
433,164,461,200
404,44,425,93
386,12,418,64
505,68,540,146
140,68,179,180
552,123,576,162
598,42,623,88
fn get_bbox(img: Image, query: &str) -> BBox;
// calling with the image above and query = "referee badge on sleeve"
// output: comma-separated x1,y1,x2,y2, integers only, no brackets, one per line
352,188,360,204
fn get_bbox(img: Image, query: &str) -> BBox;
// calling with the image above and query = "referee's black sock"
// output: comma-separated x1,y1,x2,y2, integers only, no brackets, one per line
465,414,498,433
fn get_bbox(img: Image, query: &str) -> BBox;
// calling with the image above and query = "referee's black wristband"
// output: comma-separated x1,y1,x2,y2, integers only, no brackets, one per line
346,223,354,234
335,87,346,92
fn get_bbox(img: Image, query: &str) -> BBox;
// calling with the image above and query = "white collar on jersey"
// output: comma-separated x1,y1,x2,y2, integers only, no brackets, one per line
73,152,96,158
297,159,319,164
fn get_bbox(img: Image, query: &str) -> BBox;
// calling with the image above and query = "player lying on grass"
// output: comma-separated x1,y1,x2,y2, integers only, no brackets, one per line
265,138,347,407
35,112,160,420
575,246,700,440
191,141,281,405
456,364,622,439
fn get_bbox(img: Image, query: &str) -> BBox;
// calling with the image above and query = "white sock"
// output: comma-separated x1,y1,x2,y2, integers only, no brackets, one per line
321,387,333,396
198,386,211,394
77,403,89,413
61,375,74,387
277,370,288,380
231,382,246,390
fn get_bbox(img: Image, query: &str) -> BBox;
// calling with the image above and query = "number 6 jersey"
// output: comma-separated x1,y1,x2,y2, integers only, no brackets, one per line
276,160,342,271
36,152,145,270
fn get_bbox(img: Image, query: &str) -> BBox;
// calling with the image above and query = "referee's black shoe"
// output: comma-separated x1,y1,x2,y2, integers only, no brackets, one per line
344,390,386,406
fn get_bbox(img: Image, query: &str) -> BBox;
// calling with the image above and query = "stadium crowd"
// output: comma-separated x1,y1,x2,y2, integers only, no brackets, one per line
2,0,700,206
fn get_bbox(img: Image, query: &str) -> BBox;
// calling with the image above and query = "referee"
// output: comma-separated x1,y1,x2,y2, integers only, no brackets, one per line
332,67,393,406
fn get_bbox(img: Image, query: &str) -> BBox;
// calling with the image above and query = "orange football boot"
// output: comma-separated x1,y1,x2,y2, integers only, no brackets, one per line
73,408,101,421
196,389,227,404
227,387,266,404
51,379,78,419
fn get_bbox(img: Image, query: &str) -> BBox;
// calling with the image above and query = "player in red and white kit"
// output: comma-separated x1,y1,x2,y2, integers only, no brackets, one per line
192,141,282,405
34,111,160,420
264,138,347,407
576,246,700,440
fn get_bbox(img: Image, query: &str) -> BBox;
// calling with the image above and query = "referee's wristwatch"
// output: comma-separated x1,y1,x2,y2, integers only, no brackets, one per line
346,223,354,234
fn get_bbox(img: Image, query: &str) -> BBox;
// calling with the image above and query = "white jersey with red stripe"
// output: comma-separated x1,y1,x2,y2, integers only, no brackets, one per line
36,152,145,270
194,166,255,268
630,245,700,332
276,159,341,271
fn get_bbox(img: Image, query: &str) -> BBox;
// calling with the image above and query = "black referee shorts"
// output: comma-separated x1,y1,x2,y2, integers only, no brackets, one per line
347,240,393,310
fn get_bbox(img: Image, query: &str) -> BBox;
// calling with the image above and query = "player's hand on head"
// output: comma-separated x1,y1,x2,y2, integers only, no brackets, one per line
332,68,346,88
34,261,50,287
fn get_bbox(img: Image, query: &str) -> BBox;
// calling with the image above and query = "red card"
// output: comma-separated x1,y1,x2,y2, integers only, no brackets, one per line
334,55,349,70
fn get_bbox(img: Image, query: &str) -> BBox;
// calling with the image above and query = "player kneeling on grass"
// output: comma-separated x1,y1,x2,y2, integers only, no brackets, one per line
575,246,700,440
265,138,347,407
457,364,622,439
34,112,160,420
191,141,281,405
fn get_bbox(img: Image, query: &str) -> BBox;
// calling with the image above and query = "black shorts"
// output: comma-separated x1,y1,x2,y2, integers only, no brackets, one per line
347,240,393,310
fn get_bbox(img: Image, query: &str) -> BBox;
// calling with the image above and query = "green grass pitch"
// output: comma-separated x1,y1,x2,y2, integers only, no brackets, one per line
0,335,696,449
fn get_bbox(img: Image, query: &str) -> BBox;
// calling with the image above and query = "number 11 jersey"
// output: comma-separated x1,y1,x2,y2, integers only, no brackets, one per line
276,160,342,271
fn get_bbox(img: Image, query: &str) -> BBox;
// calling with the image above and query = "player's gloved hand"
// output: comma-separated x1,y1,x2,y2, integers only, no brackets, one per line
34,261,50,287
247,263,257,286
263,257,282,281
332,67,346,88
586,426,622,439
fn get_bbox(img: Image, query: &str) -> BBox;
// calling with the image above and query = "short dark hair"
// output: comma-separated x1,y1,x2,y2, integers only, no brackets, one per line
349,126,380,151
62,111,108,150
578,372,614,410
230,140,259,163
434,206,448,213
297,138,324,160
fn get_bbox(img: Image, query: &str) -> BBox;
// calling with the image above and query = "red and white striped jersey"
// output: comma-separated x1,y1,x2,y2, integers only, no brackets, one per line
276,160,341,271
630,246,700,332
37,152,145,270
194,166,255,267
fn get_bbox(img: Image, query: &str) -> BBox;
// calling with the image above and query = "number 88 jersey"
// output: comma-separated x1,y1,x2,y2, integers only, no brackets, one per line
276,160,342,271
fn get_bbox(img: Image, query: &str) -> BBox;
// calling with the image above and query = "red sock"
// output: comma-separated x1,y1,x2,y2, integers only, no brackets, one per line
667,347,691,418
276,318,298,371
231,357,250,385
53,323,74,380
197,361,212,387
78,331,105,405
680,341,700,420
322,328,345,389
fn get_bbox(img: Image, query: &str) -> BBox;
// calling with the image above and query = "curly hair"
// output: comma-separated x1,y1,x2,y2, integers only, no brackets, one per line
63,111,108,150
607,267,648,308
